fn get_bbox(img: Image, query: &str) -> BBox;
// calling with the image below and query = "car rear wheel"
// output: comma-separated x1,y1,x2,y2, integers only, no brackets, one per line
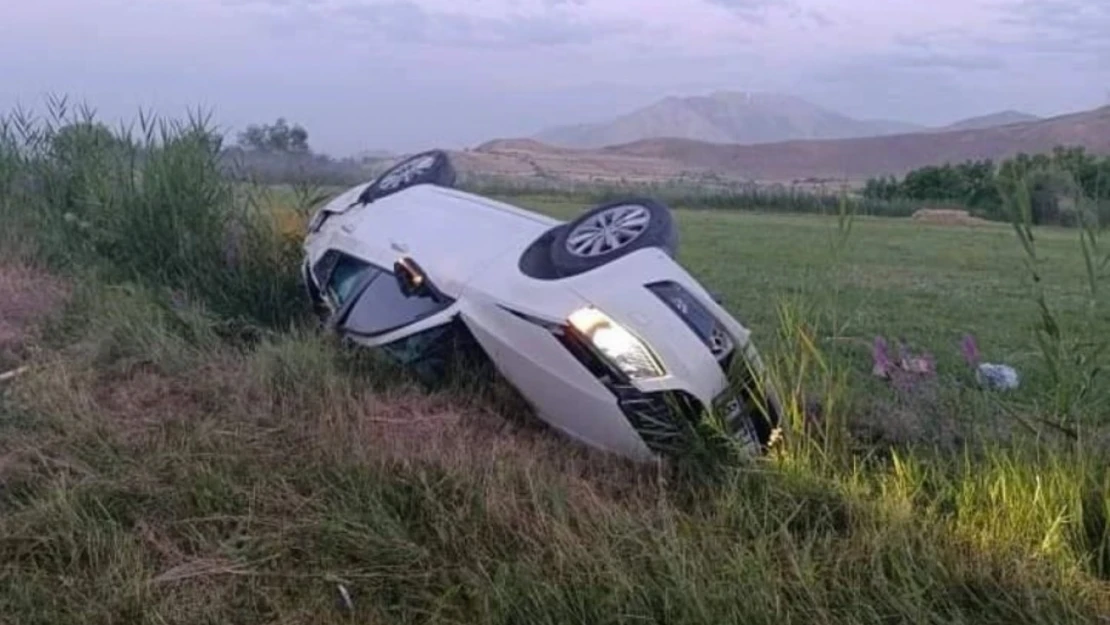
549,197,678,275
357,149,456,204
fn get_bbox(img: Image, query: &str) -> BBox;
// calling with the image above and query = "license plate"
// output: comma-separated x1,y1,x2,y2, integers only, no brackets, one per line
714,387,760,452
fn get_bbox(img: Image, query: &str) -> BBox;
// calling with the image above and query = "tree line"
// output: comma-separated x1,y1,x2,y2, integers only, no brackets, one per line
862,146,1110,226
221,117,384,187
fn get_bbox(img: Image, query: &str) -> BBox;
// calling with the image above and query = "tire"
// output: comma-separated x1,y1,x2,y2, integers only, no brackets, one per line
549,197,678,275
357,149,456,204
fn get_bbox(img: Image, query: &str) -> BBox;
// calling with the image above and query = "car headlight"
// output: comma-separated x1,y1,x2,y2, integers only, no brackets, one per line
568,307,666,380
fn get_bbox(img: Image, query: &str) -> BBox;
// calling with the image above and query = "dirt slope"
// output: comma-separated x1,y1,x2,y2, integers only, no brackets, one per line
937,110,1041,132
0,263,69,370
452,141,704,185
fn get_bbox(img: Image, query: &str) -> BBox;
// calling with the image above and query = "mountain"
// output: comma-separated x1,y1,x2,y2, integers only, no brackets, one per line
597,106,1110,181
458,105,1110,184
937,110,1041,132
533,92,927,149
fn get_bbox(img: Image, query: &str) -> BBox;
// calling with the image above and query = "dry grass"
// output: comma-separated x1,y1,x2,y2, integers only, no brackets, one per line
0,263,69,371
270,204,309,243
4,300,653,506
911,208,994,226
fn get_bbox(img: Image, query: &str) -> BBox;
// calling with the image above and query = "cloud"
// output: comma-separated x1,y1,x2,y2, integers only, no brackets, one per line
230,0,636,49
884,52,1004,71
220,0,323,6
877,29,1006,71
997,0,1110,55
1003,0,1110,34
806,9,833,27
703,0,794,23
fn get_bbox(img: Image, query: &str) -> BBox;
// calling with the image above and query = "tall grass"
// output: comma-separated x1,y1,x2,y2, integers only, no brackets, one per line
1002,166,1110,434
0,95,308,329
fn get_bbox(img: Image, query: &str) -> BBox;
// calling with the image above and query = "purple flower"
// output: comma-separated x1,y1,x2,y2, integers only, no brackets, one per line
872,336,893,378
960,334,980,368
897,339,912,367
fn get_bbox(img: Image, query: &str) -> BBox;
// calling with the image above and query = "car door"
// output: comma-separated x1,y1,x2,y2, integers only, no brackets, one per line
316,250,461,349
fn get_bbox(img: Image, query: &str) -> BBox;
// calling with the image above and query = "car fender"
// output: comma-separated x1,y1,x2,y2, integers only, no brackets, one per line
456,297,656,462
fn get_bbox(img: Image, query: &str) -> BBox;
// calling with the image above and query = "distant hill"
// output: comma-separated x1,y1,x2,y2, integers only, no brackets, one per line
597,106,1110,181
937,110,1041,132
353,149,397,162
533,92,1061,149
533,92,927,149
457,105,1110,184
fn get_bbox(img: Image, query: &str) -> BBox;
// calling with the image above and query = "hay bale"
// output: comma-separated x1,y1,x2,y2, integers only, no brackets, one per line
910,208,991,226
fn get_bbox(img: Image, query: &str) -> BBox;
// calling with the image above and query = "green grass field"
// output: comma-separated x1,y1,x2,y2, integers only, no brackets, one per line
2,111,1109,624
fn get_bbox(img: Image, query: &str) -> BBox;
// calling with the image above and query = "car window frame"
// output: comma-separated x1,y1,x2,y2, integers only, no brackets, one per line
324,254,381,309
318,250,455,340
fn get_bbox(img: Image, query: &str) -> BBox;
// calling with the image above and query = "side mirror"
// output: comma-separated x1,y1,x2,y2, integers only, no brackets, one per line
394,256,429,297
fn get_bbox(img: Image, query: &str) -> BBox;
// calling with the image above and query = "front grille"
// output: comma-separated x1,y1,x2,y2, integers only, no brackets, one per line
547,315,706,455
645,281,735,369
614,385,704,455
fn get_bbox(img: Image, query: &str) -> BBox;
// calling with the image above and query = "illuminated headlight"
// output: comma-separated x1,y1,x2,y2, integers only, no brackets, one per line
568,307,666,380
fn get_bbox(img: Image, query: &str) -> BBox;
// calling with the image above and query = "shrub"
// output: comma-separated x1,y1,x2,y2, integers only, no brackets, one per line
0,96,309,329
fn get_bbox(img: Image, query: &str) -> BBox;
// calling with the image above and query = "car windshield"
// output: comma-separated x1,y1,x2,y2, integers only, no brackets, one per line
325,253,452,337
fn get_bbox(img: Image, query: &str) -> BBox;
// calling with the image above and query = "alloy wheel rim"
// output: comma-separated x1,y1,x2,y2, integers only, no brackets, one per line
565,204,651,258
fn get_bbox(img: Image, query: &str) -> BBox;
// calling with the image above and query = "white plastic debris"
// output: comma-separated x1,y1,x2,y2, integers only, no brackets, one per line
976,363,1020,390
336,583,354,613
0,366,28,383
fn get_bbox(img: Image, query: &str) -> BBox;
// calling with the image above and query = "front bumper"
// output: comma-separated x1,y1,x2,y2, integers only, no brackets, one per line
563,322,775,457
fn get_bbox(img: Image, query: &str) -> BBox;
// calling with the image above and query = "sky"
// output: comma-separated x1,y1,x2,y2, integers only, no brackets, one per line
1,0,1107,156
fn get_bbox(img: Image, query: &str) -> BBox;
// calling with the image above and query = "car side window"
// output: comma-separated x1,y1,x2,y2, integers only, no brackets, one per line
324,252,453,337
342,273,452,337
325,255,378,307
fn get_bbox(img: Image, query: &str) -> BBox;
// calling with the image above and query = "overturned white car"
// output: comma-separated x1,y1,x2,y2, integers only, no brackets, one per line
301,150,781,462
